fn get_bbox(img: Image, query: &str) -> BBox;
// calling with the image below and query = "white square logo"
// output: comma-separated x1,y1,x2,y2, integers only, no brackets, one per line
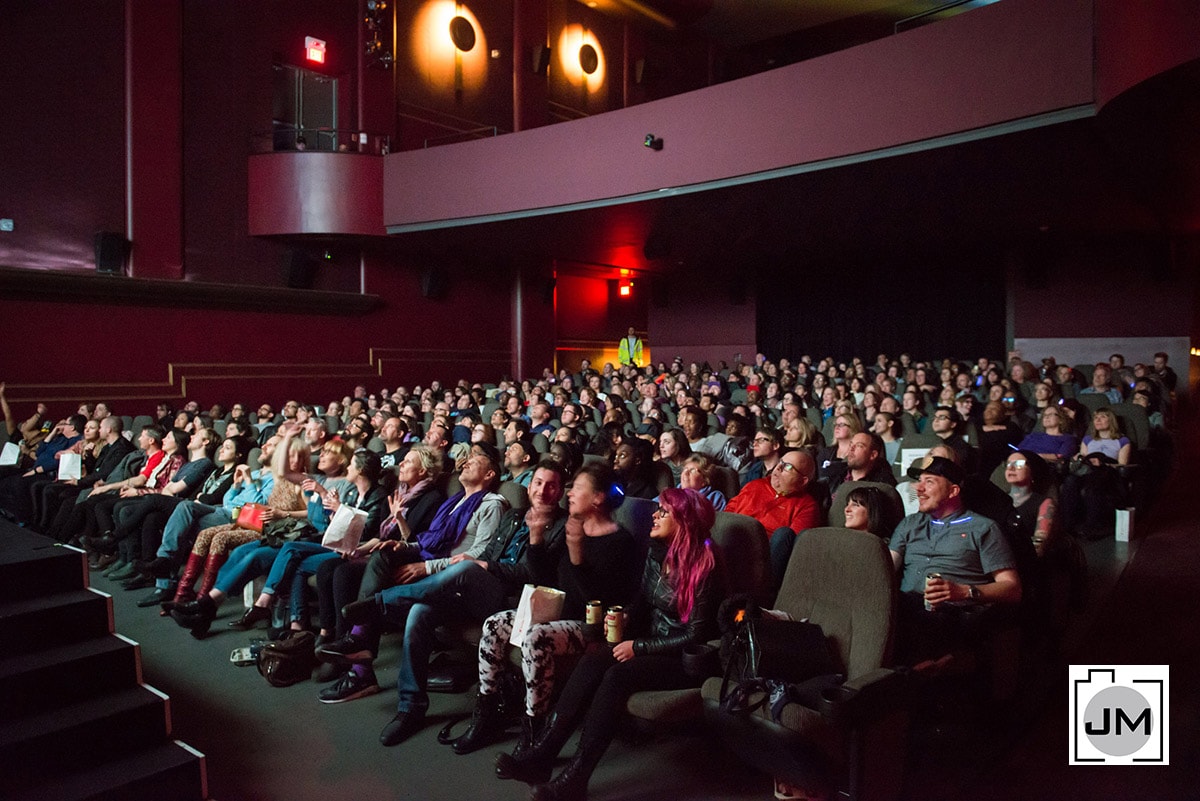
1069,665,1168,765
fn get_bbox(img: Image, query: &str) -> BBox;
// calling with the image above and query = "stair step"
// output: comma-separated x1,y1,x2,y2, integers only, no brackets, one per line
0,588,113,654
5,740,208,801
0,535,86,601
0,684,171,792
0,635,141,720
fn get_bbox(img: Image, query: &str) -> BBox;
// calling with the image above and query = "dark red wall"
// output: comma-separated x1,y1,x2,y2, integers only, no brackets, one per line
1011,235,1193,340
650,280,756,368
180,0,361,289
0,1,126,271
1095,0,1200,108
0,255,523,419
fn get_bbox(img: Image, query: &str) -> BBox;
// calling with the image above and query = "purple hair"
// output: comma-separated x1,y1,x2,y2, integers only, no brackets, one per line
658,487,717,623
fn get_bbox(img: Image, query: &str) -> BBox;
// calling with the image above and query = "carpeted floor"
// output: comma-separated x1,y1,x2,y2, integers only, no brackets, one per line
82,428,1200,801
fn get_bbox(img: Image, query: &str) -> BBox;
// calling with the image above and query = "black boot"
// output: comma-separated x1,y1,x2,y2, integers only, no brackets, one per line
495,712,571,784
451,692,507,755
530,741,605,801
509,714,547,762
170,593,217,639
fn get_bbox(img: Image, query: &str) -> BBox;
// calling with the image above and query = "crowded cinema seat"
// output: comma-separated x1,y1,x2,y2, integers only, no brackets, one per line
709,465,741,502
890,433,941,479
651,461,675,496
702,527,906,801
612,495,655,554
626,511,771,724
496,480,529,514
1075,393,1110,414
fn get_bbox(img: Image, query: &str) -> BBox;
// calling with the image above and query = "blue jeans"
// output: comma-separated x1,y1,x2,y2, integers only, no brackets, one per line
377,562,510,715
376,560,508,621
262,540,341,622
769,526,801,595
213,542,281,596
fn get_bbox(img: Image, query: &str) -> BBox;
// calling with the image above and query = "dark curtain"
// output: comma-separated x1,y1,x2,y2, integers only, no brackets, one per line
755,246,1006,365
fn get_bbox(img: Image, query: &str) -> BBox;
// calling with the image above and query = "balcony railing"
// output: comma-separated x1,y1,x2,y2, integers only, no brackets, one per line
250,127,392,155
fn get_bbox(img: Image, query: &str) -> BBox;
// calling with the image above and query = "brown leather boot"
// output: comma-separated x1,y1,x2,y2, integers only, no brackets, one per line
172,552,206,604
195,552,228,598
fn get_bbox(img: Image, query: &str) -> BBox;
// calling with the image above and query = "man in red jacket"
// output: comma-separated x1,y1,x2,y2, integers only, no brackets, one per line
726,449,821,589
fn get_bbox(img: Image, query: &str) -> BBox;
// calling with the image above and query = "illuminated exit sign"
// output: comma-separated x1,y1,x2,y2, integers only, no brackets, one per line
305,36,327,64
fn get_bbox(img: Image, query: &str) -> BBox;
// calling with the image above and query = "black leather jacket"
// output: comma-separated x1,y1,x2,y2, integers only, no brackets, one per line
630,541,720,657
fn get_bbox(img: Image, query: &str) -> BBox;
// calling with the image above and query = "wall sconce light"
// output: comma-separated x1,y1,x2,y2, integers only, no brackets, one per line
449,15,477,51
579,43,599,75
643,134,663,151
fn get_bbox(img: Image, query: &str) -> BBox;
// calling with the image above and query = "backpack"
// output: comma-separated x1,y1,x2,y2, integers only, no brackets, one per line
256,630,317,687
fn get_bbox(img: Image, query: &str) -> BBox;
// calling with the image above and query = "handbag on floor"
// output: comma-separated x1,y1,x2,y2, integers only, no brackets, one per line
256,630,317,687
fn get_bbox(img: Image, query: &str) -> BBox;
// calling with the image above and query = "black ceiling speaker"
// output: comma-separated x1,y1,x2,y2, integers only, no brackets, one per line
94,231,130,275
421,267,449,300
283,250,317,289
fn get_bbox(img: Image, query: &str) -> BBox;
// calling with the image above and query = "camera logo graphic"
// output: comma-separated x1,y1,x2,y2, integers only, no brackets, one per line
1070,665,1168,765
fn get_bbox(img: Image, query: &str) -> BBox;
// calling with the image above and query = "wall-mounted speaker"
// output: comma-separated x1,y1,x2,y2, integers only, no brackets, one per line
94,231,130,275
421,267,449,300
532,45,551,75
283,250,317,289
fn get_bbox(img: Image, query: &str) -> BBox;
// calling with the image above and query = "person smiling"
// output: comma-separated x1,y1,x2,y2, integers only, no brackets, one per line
888,455,1021,666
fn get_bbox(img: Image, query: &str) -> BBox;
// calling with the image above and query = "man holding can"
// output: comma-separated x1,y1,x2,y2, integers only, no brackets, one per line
888,455,1021,667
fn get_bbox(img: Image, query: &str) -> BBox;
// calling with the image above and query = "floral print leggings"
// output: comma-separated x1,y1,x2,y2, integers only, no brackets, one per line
477,609,587,717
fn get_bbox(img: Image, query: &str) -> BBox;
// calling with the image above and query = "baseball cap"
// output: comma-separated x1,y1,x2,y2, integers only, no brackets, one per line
906,455,966,486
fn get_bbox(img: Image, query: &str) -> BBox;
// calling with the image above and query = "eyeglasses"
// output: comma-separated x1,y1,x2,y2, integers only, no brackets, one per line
932,414,953,421
1006,460,1028,469
654,505,670,517
834,422,849,428
752,436,772,443
774,462,798,474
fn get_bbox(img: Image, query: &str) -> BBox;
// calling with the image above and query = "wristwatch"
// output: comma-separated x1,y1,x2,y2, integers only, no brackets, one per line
968,584,981,601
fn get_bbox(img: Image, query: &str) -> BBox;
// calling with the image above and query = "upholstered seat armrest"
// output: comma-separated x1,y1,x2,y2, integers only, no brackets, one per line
813,668,906,726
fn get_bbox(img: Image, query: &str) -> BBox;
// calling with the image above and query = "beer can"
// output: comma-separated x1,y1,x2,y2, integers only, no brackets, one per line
604,605,625,644
585,601,603,625
924,572,942,612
